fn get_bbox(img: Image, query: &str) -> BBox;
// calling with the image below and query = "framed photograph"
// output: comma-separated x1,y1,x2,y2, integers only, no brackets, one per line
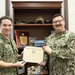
15,30,30,48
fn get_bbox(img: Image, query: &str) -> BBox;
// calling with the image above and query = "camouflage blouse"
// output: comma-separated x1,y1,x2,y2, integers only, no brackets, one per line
0,34,18,75
45,30,75,75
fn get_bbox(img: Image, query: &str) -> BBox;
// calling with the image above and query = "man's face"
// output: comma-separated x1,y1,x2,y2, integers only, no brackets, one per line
52,16,65,33
0,19,12,36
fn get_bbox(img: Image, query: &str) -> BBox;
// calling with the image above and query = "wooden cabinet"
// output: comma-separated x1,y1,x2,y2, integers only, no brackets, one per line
12,1,62,40
12,1,62,75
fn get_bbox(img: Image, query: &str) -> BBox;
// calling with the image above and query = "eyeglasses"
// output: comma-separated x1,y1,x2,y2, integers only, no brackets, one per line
53,20,63,24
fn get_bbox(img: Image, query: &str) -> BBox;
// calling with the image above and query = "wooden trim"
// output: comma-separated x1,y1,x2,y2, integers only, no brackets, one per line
12,2,62,9
64,0,68,30
6,0,10,16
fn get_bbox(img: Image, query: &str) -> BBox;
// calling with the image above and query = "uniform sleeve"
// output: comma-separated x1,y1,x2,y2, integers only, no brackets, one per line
11,39,18,53
0,40,4,60
52,34,75,59
43,39,49,62
43,52,48,61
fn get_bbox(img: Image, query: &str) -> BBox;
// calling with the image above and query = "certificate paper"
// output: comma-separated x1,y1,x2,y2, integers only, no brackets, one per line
23,46,44,63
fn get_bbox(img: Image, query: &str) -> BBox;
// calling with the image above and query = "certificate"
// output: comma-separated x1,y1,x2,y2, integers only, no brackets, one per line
23,46,44,63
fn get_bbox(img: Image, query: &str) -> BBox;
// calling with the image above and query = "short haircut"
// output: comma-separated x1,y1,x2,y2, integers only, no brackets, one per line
0,16,12,24
52,14,64,21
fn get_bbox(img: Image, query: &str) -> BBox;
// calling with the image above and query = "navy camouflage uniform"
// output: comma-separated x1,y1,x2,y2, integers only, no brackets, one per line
45,30,75,75
0,33,18,75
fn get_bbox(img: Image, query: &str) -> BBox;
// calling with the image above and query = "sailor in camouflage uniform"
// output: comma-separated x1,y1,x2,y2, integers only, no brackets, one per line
43,14,75,75
0,16,26,75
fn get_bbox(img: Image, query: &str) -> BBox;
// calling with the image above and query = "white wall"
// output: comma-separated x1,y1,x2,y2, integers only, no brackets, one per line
0,0,5,17
0,0,5,33
68,0,75,33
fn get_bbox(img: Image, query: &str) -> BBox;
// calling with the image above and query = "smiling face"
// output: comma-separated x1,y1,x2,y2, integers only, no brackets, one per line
52,15,65,33
0,19,12,37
